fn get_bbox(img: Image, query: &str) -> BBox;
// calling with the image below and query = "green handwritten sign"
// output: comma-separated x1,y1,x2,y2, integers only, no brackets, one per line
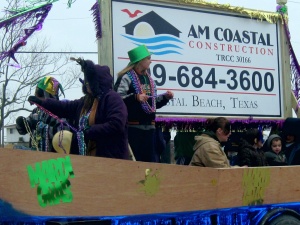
27,156,75,207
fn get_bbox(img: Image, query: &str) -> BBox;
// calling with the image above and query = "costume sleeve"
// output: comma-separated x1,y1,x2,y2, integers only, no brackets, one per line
288,143,300,165
201,142,231,168
85,92,128,139
265,152,287,166
189,150,203,166
238,148,252,166
114,74,136,105
153,82,169,109
156,95,169,109
16,108,40,135
16,116,29,135
264,152,275,165
41,98,81,121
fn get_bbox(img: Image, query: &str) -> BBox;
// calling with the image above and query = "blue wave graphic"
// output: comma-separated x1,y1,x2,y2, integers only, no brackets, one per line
145,43,182,50
121,34,184,44
149,50,181,55
121,34,184,56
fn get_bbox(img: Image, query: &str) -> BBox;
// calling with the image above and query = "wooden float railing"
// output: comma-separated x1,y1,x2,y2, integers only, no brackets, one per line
0,148,299,217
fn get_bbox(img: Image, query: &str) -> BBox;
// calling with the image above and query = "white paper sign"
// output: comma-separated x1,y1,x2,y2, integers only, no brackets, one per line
112,0,282,118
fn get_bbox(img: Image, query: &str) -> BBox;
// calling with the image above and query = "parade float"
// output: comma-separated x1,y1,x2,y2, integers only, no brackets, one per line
1,146,300,225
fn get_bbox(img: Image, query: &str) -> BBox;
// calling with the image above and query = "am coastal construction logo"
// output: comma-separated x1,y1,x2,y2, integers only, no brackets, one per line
120,9,184,56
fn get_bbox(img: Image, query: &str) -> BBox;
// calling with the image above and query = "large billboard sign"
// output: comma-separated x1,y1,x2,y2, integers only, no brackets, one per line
112,0,283,118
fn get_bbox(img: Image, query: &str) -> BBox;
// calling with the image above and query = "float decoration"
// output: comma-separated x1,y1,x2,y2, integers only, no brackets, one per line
0,3,53,64
179,0,283,23
0,0,80,65
21,0,76,8
276,5,288,14
277,4,300,109
66,0,77,7
155,117,284,132
91,0,102,39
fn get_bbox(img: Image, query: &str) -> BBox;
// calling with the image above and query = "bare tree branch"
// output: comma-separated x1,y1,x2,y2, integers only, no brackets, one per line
0,0,82,145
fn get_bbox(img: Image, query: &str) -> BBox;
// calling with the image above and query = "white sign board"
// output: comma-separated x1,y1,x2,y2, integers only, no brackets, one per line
112,0,283,118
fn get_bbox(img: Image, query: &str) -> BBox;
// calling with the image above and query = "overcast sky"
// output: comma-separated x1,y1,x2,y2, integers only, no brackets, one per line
37,0,98,101
41,0,98,53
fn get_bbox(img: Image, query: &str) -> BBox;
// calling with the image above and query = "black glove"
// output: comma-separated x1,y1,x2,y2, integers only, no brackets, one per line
16,116,27,135
28,96,43,105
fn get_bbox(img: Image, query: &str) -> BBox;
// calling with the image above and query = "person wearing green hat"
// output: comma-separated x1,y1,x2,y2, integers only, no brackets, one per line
15,76,70,152
114,45,174,162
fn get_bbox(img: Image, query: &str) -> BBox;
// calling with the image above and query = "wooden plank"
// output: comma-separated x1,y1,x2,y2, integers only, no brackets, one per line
291,91,300,118
279,17,293,118
1,148,300,218
98,0,113,71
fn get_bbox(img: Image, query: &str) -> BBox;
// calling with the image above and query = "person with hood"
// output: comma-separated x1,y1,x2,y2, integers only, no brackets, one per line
28,58,129,159
264,134,287,166
16,76,68,152
237,128,268,167
281,117,300,165
114,45,173,162
189,117,232,168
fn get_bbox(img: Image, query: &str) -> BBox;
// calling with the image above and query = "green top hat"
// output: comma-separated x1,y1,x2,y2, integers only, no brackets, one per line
128,45,151,65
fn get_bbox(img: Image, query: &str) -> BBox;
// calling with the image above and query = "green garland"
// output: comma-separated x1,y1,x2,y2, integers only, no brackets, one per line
26,0,76,7
178,0,286,23
0,0,78,24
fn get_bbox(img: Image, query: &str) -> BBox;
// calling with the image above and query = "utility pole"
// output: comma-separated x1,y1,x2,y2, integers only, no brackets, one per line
276,0,287,4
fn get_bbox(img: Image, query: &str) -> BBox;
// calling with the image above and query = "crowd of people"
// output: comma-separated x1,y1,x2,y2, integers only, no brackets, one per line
15,44,300,168
174,117,300,168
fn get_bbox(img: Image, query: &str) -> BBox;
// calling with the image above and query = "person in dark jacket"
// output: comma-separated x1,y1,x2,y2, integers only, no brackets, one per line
28,58,129,159
282,117,300,165
114,45,174,162
283,134,300,165
237,128,268,167
16,76,68,152
174,131,198,165
264,134,287,166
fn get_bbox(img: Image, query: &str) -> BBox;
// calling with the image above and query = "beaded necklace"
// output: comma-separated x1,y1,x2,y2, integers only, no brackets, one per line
57,123,67,154
31,102,87,155
23,117,39,151
77,110,91,156
44,124,49,151
127,69,156,114
35,109,50,152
